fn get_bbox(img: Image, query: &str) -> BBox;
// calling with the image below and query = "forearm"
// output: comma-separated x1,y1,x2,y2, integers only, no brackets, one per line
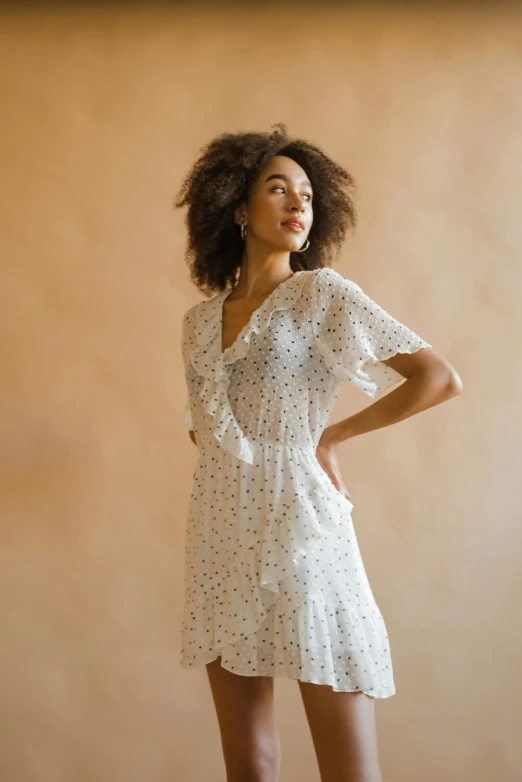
325,368,460,445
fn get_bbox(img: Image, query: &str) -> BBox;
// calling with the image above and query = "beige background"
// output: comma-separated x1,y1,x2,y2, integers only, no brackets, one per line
1,3,521,781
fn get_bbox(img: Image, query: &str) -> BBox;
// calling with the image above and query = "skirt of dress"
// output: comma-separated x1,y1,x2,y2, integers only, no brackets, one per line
180,441,396,699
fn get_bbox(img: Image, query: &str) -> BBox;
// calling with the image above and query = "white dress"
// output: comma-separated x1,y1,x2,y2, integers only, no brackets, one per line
180,267,431,697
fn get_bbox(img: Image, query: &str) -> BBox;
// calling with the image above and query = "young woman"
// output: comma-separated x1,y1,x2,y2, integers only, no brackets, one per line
175,123,462,782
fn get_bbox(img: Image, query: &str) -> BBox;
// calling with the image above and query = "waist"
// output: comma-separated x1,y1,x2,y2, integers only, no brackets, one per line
197,437,317,461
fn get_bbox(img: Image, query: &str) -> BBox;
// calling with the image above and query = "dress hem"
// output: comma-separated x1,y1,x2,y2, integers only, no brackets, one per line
180,653,395,699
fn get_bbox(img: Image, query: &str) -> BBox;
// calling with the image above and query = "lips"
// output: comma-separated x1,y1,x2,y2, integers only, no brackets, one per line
282,220,304,231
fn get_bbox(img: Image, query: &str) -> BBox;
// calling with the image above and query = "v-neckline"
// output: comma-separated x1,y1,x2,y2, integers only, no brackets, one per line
219,271,305,356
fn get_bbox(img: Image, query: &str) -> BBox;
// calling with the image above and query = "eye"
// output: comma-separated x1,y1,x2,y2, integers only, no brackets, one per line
272,186,313,201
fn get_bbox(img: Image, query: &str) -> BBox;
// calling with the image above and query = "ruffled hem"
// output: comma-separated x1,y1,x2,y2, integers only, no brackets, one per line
188,271,314,464
180,579,395,698
191,653,394,699
315,337,433,399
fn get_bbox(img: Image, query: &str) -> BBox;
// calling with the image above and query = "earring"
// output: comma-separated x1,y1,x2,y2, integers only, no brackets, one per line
296,238,310,253
240,223,247,240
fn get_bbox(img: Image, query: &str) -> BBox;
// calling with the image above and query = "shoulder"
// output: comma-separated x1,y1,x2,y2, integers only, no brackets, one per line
181,294,217,326
314,266,359,286
310,266,362,301
181,302,202,343
181,289,226,345
182,301,200,321
181,302,198,329
183,287,226,320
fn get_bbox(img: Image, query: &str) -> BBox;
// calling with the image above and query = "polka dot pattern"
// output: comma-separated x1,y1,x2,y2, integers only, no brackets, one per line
179,267,432,698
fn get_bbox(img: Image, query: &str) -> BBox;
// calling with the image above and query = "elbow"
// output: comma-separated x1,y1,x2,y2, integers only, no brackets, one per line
420,363,463,403
445,368,464,397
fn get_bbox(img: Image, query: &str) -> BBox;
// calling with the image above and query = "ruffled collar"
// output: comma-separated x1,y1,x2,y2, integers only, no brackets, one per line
196,270,311,359
189,270,313,463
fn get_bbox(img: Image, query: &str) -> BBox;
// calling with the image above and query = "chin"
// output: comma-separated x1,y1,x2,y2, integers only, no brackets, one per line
266,232,303,252
279,237,303,250
268,239,296,252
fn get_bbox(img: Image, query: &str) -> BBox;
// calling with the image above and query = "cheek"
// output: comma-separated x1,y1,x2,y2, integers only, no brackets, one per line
251,202,281,231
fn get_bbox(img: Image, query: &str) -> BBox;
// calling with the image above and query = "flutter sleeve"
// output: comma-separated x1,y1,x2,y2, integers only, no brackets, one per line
311,267,432,399
181,305,197,429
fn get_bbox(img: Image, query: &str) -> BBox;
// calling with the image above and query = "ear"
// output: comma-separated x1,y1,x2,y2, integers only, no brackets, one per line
233,204,246,225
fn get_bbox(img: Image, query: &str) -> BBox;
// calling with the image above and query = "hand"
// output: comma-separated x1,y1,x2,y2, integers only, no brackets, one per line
315,427,353,503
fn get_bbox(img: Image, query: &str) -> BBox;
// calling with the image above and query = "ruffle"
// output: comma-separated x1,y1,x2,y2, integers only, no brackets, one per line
314,334,432,399
257,448,355,594
189,271,312,464
181,581,394,697
182,547,274,652
311,267,432,399
180,457,394,696
181,444,358,665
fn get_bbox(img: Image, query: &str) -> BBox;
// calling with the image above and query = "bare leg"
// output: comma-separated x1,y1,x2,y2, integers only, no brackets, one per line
298,680,383,782
206,655,281,782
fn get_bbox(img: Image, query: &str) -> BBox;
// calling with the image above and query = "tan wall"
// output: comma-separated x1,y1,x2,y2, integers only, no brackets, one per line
1,4,520,781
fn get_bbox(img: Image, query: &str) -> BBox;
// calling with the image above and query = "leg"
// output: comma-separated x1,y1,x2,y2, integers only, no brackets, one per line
298,680,383,782
206,655,281,782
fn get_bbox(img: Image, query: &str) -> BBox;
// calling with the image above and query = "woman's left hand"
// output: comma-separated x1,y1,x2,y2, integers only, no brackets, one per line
315,427,353,503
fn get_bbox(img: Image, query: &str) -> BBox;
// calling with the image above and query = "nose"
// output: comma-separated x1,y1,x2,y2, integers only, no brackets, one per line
289,195,306,212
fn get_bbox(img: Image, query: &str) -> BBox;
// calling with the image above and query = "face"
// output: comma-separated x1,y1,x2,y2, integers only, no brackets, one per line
235,155,313,252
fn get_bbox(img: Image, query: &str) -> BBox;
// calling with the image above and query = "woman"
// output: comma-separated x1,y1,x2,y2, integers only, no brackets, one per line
175,123,462,782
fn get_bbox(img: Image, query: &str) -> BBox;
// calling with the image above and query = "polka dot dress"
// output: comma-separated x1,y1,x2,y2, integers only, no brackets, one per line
180,267,432,697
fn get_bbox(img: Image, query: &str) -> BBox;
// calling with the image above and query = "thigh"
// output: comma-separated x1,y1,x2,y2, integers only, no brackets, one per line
298,680,383,782
206,655,281,782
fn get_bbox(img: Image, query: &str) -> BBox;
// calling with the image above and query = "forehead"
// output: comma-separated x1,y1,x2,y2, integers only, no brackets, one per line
258,155,312,187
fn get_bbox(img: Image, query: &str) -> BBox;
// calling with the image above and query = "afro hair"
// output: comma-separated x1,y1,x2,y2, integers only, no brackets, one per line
174,122,357,295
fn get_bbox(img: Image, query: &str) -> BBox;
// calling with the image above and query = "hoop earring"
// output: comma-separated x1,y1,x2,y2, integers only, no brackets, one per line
240,223,247,240
296,238,310,253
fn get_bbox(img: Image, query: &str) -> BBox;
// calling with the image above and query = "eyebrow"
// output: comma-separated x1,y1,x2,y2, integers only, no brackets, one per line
264,173,313,189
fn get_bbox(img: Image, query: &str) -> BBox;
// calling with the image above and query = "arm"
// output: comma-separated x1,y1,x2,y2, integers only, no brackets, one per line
315,347,462,501
310,268,463,499
321,345,462,446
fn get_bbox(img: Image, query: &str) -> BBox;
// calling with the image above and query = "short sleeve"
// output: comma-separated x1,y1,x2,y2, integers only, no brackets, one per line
181,305,198,429
311,267,432,399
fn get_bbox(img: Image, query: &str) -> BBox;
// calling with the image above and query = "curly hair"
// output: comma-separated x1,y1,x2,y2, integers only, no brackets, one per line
173,122,357,296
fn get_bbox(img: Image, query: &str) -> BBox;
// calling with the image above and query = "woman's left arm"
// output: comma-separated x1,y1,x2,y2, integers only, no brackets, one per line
321,347,462,446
